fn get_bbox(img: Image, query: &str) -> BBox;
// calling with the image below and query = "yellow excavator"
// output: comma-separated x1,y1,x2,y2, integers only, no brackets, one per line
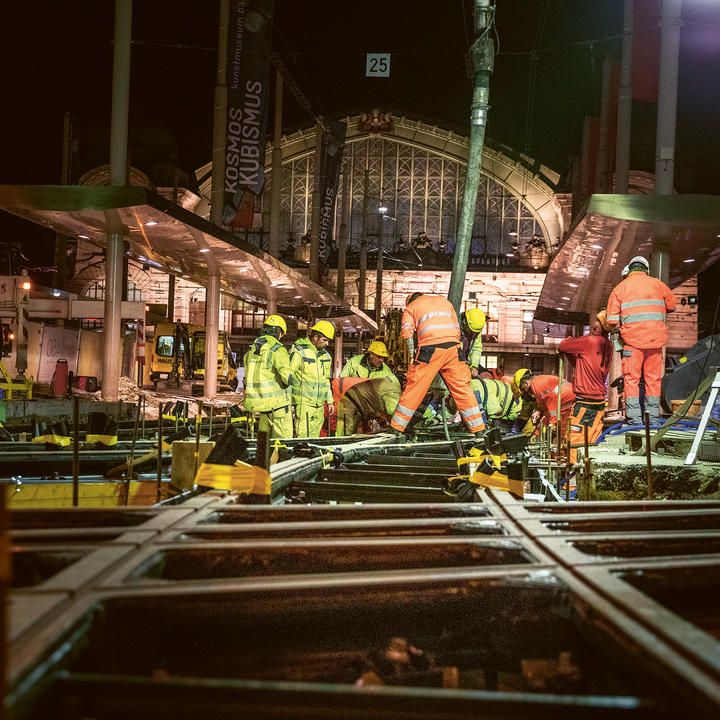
149,322,237,390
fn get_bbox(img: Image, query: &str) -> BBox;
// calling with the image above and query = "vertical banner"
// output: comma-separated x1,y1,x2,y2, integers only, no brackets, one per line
318,119,347,264
224,0,275,226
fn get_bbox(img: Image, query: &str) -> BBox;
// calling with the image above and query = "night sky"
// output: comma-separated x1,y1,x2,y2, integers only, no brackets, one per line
3,1,720,273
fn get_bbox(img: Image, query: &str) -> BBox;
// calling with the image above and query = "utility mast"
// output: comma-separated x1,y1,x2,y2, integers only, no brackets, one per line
448,0,495,311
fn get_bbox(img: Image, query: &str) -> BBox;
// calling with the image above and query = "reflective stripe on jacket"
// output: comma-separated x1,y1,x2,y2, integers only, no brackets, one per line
606,271,677,349
289,337,333,407
242,335,293,413
400,295,461,347
340,353,396,380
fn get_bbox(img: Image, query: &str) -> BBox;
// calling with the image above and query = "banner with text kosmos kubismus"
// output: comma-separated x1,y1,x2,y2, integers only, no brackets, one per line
224,0,275,226
318,119,347,263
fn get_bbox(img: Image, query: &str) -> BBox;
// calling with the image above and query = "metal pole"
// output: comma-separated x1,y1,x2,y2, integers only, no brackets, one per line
376,215,384,326
268,69,283,260
594,55,614,194
309,121,324,284
167,274,175,321
203,274,220,398
210,0,228,226
359,169,369,311
615,0,634,193
644,411,654,498
72,396,80,507
156,408,164,503
652,0,682,284
448,0,495,311
125,396,142,505
337,169,349,301
102,0,132,402
194,401,203,480
556,355,564,462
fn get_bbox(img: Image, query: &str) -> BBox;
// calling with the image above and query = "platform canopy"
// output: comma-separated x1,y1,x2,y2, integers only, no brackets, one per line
0,185,376,333
533,194,720,337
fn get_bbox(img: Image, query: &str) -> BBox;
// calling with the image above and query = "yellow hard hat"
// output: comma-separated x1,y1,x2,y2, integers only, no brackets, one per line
512,368,531,395
465,307,486,333
263,314,287,334
311,319,335,340
367,340,389,358
596,309,612,331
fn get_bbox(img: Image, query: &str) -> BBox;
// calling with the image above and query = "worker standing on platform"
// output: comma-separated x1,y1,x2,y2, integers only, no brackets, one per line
606,256,677,424
512,368,576,431
390,293,485,436
289,320,335,437
461,307,487,377
559,312,612,460
242,314,295,439
341,340,395,380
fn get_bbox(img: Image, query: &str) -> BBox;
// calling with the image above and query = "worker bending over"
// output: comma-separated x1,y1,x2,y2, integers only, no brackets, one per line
471,377,522,429
391,293,485,436
341,341,395,380
606,256,676,424
242,314,295,439
334,376,401,436
289,320,335,437
461,308,486,377
559,312,612,461
512,368,576,431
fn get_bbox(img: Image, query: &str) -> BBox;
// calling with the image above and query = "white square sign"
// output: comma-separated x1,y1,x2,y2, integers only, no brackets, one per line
366,53,391,78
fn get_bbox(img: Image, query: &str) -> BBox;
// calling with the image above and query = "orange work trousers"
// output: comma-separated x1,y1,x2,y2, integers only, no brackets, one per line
568,398,606,464
391,344,485,434
621,345,663,398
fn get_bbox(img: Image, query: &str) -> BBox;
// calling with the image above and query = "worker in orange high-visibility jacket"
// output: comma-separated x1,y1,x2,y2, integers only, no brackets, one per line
606,256,677,424
391,292,486,436
512,369,576,430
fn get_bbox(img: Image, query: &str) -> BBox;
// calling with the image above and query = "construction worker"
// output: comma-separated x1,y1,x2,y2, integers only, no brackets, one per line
606,255,677,424
559,312,612,461
390,293,485,436
334,376,401,436
471,376,522,429
512,368,576,431
242,314,295,439
341,340,395,380
461,307,487,377
289,320,335,437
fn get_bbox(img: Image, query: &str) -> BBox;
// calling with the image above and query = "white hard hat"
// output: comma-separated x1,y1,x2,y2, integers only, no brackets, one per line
627,256,650,271
621,264,630,278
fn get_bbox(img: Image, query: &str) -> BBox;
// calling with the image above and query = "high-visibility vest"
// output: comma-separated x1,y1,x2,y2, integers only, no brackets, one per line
340,353,395,380
401,296,461,347
528,375,576,424
467,334,483,369
606,272,677,349
289,337,333,407
471,378,520,421
333,376,401,418
242,335,292,413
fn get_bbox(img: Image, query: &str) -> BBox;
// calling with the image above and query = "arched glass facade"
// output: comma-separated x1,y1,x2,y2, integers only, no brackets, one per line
276,136,548,259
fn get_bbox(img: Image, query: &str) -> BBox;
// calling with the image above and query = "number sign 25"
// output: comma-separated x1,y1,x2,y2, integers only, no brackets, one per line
366,53,390,78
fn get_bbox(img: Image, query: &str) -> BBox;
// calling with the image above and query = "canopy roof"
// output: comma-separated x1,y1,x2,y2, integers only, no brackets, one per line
0,185,376,333
533,194,720,336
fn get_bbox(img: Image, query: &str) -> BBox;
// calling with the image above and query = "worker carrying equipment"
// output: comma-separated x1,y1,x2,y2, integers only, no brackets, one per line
242,314,295,439
390,294,485,436
341,341,395,380
606,256,677,424
333,376,401,436
513,369,576,429
559,315,612,462
289,321,335,437
461,307,487,377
